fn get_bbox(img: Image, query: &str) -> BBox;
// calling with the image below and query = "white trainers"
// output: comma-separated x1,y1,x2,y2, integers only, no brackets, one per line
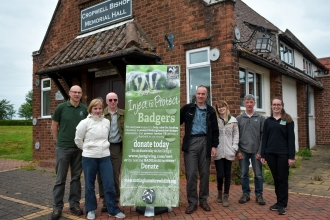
87,210,96,220
109,212,126,218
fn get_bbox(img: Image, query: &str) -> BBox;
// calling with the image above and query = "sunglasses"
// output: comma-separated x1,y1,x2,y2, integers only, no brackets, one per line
108,99,118,102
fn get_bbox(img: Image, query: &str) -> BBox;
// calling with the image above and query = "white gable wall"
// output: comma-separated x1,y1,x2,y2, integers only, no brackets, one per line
294,49,304,70
282,75,299,151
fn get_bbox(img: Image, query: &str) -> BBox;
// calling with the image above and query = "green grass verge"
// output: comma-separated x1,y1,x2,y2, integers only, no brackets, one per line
0,126,32,161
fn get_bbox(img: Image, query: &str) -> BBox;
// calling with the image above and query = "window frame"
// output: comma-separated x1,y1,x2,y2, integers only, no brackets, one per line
303,58,314,77
280,42,294,66
239,67,264,111
185,47,212,105
41,78,51,118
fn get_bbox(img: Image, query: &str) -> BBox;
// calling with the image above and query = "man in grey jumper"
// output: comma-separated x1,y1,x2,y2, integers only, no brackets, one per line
236,94,266,205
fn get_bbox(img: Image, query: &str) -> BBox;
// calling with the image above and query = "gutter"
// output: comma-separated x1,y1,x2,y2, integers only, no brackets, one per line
239,51,323,89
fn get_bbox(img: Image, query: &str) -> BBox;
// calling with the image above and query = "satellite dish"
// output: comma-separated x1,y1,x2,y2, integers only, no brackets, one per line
234,27,241,40
209,48,220,61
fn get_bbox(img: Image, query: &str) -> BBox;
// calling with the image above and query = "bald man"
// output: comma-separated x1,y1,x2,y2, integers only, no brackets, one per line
51,85,88,220
97,92,125,212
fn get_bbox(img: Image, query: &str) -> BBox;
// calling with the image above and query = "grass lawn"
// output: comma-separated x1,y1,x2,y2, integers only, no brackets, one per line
0,126,32,161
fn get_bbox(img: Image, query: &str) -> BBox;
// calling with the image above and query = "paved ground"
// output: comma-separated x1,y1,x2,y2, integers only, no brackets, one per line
0,145,329,219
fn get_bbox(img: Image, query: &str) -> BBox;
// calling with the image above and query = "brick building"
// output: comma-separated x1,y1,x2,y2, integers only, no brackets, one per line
32,0,329,171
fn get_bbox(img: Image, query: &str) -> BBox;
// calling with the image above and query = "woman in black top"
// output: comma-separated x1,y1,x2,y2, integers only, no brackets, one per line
261,98,295,215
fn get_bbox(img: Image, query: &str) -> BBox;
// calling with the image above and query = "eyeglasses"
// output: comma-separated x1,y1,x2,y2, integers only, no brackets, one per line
70,91,82,94
108,99,118,102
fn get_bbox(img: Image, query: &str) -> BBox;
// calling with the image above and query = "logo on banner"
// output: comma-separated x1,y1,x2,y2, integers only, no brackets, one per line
142,189,156,204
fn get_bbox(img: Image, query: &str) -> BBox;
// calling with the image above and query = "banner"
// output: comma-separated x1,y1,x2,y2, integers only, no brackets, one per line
120,65,180,207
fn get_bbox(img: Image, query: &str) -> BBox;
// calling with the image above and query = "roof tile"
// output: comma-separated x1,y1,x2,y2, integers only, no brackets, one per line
38,21,158,73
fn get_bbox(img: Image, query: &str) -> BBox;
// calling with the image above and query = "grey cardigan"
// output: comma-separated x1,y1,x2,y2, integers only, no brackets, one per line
236,112,265,155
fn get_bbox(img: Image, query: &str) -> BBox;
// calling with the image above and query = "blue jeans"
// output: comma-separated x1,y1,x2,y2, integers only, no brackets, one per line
239,152,263,195
82,156,120,215
53,147,82,210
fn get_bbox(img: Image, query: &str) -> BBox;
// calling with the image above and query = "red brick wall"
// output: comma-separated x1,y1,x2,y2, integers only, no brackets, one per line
269,70,282,99
315,75,330,145
133,0,239,175
318,57,330,71
296,82,308,148
32,0,239,174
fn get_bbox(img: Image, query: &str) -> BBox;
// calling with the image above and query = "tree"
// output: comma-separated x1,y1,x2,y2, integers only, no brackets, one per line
18,90,33,120
0,99,16,120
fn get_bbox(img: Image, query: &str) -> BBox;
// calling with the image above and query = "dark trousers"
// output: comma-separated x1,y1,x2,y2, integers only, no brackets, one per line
184,136,210,206
53,147,82,210
97,143,122,203
265,153,289,207
214,158,232,194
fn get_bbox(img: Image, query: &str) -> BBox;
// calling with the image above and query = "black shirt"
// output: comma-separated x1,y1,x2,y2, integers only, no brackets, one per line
261,115,295,159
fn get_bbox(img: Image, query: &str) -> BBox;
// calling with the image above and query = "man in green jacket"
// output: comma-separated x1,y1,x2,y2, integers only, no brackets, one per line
98,92,124,211
51,85,88,220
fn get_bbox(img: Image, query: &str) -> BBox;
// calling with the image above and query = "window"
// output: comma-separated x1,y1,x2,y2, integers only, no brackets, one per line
280,43,294,65
239,68,263,109
303,58,314,77
41,78,51,118
186,47,211,105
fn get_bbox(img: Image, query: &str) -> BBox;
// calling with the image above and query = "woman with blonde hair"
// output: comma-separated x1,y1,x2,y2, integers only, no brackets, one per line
75,98,125,219
213,100,239,207
261,97,295,215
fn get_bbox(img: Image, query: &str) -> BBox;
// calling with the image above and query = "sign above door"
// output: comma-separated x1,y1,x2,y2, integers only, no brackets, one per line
81,0,133,33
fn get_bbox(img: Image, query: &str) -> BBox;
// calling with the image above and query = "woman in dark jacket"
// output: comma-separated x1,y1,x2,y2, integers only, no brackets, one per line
261,97,295,215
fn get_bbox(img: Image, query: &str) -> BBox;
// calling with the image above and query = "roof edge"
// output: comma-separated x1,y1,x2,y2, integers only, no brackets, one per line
35,50,160,75
33,0,61,57
239,51,323,89
279,32,326,70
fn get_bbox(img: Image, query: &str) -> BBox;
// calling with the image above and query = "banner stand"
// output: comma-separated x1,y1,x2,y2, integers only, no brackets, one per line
133,206,173,216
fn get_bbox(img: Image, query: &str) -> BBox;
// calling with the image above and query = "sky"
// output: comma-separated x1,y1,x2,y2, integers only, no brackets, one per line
0,0,329,119
242,0,330,58
0,0,58,118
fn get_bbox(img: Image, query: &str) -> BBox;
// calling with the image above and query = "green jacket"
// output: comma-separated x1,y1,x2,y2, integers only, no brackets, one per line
103,107,125,140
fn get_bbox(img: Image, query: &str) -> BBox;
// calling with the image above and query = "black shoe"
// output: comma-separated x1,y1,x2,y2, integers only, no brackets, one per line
69,206,83,216
185,205,197,214
256,194,266,205
239,194,250,204
278,206,286,215
101,203,108,212
51,210,61,220
269,204,278,211
199,200,211,211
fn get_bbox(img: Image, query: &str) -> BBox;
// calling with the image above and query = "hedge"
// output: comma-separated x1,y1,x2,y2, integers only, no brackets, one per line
0,120,32,126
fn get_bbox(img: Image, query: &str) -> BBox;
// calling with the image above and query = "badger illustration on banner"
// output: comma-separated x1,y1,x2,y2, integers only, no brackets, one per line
126,69,180,93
